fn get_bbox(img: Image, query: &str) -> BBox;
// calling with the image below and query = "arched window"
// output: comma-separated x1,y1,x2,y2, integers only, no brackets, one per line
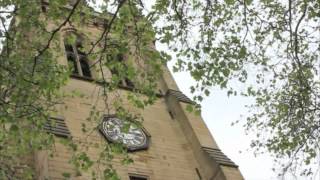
64,34,92,78
108,53,134,88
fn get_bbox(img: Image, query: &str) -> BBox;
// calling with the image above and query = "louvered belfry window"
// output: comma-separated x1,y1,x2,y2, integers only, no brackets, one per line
64,34,91,78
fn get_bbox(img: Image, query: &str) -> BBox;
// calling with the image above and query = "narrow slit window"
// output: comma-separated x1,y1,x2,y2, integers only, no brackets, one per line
168,110,175,119
80,57,91,77
195,168,202,180
64,44,73,52
67,54,78,74
129,175,148,180
125,78,134,88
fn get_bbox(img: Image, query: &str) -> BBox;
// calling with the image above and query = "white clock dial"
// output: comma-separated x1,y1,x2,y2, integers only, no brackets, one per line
100,117,149,151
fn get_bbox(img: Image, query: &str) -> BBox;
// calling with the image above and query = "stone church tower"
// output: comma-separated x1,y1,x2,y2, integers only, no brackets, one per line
30,1,244,180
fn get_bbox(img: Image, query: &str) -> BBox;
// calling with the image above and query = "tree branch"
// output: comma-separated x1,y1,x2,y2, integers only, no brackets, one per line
31,0,81,75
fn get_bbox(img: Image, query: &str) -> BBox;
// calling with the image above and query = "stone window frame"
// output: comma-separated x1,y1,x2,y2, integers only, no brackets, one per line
107,53,135,88
64,32,92,78
61,29,136,89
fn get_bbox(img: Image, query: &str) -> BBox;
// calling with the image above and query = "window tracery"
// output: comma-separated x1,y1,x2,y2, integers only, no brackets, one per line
64,33,92,78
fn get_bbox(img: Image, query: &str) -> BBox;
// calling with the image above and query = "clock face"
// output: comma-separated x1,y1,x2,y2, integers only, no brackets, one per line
100,116,149,151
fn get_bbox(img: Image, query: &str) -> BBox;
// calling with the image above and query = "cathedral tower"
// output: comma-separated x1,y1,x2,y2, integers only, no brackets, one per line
23,1,245,180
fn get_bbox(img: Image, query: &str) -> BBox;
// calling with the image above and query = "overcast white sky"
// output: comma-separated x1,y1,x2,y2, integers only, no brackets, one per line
168,67,277,180
168,63,320,180
161,51,277,180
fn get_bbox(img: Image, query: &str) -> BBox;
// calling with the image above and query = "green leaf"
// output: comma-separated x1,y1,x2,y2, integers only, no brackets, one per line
245,0,253,5
186,104,193,112
204,89,210,96
10,125,19,132
225,0,235,5
62,172,71,178
239,46,247,58
222,68,230,77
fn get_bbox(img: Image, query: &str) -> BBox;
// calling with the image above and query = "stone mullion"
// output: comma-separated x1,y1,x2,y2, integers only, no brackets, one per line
72,45,83,76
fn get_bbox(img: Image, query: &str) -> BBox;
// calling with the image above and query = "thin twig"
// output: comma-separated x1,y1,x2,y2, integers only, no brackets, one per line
31,0,81,75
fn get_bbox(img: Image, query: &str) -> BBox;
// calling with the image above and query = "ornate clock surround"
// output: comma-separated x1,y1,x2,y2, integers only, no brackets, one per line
99,115,150,152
